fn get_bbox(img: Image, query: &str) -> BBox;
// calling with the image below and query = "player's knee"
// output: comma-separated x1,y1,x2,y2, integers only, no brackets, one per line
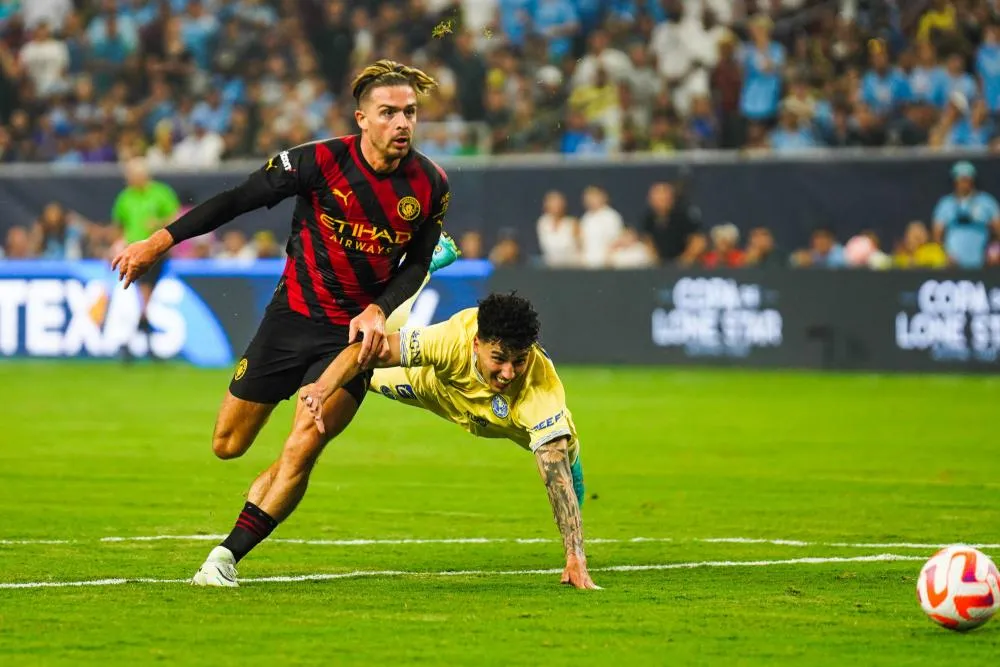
212,426,247,460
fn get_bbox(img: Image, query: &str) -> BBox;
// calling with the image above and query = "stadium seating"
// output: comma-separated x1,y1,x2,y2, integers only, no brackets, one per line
1,0,987,163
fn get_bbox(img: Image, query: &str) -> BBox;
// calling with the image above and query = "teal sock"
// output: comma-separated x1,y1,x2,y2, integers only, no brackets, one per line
570,457,585,509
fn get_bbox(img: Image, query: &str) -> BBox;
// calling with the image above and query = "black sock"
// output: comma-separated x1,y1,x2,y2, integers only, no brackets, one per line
220,502,279,563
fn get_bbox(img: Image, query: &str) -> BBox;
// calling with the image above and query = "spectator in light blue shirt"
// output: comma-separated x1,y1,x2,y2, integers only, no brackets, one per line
88,13,132,94
234,0,278,29
533,0,579,61
498,0,535,48
770,105,818,153
932,161,1000,268
560,112,603,154
791,227,847,269
909,40,948,107
861,40,909,117
218,75,247,107
948,99,994,150
740,15,785,122
943,53,978,107
120,0,158,27
144,79,176,135
32,202,84,260
180,0,220,70
574,0,603,31
573,126,610,155
607,0,665,24
190,89,232,135
87,6,139,54
0,1,20,25
976,23,1000,113
51,135,84,167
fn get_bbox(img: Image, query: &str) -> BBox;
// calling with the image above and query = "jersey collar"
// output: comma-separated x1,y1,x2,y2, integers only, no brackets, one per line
471,347,488,386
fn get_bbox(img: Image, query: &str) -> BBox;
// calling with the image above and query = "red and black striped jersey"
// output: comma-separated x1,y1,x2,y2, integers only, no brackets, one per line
250,135,449,326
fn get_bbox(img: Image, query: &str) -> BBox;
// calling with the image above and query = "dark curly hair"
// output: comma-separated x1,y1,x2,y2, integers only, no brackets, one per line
477,292,540,352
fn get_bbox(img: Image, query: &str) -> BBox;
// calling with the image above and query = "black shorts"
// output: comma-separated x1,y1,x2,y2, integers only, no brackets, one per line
138,257,166,287
229,299,372,406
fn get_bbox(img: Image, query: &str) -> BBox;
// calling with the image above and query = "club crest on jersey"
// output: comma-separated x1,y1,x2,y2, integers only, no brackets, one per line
397,196,421,221
234,358,248,380
491,394,510,419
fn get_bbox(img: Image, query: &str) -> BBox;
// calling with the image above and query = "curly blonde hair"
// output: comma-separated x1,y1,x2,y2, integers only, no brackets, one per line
350,60,438,105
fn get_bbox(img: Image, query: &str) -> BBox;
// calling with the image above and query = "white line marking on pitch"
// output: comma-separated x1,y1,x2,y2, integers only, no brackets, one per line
0,554,925,590
3,535,998,550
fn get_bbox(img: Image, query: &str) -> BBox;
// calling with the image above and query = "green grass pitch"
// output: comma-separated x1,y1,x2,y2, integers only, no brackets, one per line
0,362,998,665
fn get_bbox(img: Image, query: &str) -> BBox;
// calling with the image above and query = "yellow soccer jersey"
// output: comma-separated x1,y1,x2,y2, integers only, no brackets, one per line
369,308,578,458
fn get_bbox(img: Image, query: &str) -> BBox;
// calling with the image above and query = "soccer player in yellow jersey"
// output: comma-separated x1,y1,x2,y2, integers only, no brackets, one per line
300,292,598,589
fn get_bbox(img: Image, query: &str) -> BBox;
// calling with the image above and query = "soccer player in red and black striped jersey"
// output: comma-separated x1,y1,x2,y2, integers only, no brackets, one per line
111,60,452,586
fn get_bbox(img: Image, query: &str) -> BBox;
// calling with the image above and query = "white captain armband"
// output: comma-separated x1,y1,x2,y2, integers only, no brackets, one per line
399,327,423,367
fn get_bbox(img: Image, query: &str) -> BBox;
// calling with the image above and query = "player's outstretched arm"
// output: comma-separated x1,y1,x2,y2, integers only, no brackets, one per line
534,437,600,590
112,156,302,287
299,333,403,433
111,228,174,288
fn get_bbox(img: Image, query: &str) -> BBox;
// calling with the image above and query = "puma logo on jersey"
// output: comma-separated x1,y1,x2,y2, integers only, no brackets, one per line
332,188,353,207
265,151,294,173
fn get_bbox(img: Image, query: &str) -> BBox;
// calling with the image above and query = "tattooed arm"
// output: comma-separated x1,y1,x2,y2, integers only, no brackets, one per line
534,437,599,590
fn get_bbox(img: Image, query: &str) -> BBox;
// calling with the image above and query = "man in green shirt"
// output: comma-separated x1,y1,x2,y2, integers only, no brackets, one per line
110,158,181,351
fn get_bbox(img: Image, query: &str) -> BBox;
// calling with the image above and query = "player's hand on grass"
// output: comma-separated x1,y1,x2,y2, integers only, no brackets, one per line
562,553,601,590
299,383,328,434
110,229,172,289
349,304,386,368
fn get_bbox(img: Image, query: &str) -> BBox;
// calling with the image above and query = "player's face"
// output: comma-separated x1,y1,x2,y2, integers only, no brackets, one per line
955,176,974,197
474,338,530,394
125,159,149,188
356,85,418,161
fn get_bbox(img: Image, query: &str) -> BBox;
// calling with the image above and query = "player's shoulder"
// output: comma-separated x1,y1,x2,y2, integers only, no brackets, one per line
410,149,449,187
407,308,477,344
322,134,358,152
276,136,354,162
150,179,175,194
516,344,564,396
511,349,567,424
443,307,479,339
531,343,562,378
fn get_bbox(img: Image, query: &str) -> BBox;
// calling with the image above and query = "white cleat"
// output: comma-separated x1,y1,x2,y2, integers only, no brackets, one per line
191,546,239,587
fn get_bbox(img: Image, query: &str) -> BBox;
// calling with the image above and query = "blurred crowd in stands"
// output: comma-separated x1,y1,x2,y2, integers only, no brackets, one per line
1,0,998,163
6,156,999,269
520,164,1000,271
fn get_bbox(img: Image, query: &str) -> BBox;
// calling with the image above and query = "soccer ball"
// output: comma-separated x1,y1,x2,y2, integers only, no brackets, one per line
916,545,1000,631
